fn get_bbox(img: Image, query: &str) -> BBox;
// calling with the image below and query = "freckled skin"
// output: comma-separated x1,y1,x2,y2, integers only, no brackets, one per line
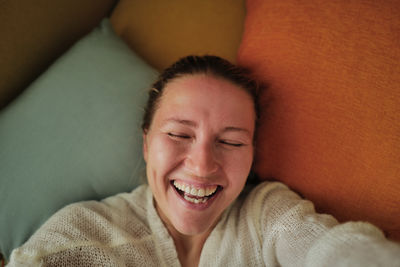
143,74,255,242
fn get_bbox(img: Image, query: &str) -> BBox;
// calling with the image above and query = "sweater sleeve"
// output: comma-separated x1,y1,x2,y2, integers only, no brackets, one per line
249,182,400,267
305,221,400,267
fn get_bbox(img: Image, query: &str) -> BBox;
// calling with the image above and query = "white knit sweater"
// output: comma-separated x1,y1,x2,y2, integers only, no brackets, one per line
8,182,400,266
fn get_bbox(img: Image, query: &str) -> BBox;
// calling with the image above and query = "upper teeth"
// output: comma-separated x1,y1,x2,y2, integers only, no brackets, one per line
173,180,217,197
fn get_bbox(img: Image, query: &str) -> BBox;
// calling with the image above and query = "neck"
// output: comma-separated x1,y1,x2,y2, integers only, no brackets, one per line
153,198,219,267
168,227,211,267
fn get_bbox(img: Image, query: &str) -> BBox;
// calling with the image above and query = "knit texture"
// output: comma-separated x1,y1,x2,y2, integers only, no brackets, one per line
8,182,400,266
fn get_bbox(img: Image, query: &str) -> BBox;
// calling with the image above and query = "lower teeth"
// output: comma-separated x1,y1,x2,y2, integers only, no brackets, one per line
184,195,208,204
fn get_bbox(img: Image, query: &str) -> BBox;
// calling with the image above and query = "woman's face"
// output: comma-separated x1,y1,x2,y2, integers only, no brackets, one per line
143,74,255,236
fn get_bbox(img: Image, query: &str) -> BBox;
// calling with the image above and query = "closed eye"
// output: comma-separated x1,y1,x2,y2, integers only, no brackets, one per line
219,140,244,147
167,133,191,139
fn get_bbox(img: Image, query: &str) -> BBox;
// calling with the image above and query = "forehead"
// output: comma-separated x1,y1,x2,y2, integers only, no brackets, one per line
162,74,252,105
154,74,255,128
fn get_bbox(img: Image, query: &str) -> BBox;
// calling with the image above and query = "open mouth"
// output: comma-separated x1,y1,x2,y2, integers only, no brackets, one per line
171,180,222,205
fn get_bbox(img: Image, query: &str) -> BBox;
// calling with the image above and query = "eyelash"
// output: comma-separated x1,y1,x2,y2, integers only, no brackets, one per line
219,140,244,147
167,133,244,147
167,133,190,139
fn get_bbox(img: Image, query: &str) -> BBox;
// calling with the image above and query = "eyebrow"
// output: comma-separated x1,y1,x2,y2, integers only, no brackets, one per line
164,118,198,128
222,126,252,138
164,118,252,137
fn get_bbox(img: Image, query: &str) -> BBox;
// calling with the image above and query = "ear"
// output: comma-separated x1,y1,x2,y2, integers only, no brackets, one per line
142,132,148,163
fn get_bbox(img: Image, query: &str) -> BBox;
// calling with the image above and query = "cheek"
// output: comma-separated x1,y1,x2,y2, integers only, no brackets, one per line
223,148,254,182
146,137,182,195
147,136,186,171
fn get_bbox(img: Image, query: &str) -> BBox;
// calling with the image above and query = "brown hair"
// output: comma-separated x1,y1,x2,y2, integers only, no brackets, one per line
141,55,261,135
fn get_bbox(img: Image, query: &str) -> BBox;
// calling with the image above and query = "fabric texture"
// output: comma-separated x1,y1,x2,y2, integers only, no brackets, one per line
0,0,117,109
0,19,157,259
110,0,246,71
8,182,400,266
238,0,400,240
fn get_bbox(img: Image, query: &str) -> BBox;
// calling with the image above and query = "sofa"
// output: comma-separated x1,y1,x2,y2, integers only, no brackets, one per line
1,0,399,263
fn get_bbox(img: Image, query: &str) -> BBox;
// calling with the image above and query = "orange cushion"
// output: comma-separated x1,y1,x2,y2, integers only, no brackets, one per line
238,0,400,240
110,0,245,71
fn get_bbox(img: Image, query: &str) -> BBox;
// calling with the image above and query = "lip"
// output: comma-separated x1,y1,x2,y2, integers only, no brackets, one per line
170,180,222,211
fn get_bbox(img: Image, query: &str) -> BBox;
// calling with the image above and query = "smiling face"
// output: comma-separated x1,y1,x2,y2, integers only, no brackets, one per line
143,74,255,236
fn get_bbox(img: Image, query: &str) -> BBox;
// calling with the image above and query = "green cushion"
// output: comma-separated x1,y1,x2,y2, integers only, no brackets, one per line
0,19,157,259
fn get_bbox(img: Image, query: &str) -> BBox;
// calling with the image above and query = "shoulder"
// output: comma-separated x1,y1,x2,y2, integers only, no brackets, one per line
237,181,338,240
240,180,317,218
8,184,152,265
52,184,151,234
205,181,338,266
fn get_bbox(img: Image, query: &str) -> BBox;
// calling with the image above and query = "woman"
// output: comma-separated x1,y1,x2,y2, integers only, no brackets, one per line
8,56,400,266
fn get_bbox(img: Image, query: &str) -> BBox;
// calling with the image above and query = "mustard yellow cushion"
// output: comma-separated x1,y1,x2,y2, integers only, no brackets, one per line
238,0,400,240
110,0,245,70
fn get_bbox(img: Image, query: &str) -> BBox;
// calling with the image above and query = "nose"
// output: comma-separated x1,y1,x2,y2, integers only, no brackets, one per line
185,140,218,178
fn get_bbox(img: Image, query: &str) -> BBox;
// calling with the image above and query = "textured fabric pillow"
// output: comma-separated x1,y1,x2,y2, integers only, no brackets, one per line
0,19,157,259
110,0,246,70
238,0,400,240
